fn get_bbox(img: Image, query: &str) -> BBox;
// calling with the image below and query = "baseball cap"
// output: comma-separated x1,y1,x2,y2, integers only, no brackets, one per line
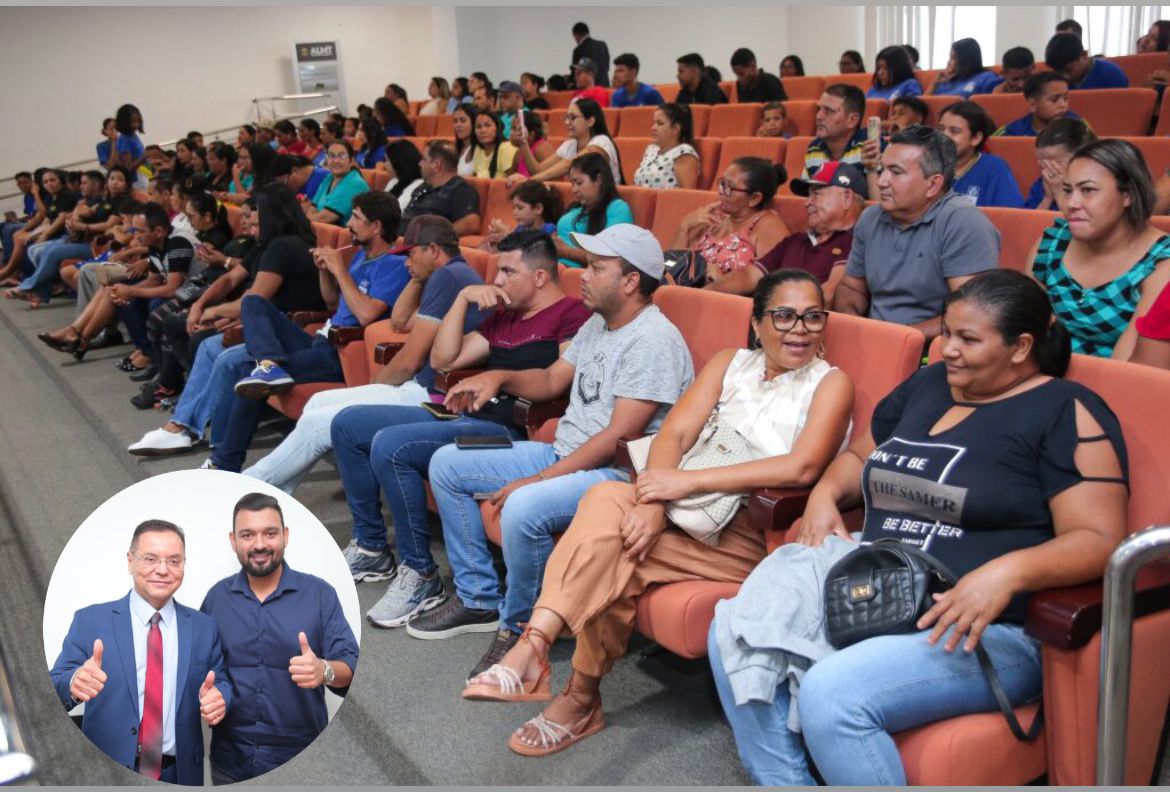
498,80,523,95
572,58,598,75
389,214,457,254
789,161,869,200
570,224,665,280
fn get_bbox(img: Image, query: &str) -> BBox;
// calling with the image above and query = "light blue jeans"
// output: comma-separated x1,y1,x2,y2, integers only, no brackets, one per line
171,334,249,446
708,618,1042,786
427,441,627,633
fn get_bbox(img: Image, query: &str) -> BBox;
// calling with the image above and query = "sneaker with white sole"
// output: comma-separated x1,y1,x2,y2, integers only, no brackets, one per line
128,427,193,456
234,362,295,399
405,597,499,640
366,565,446,628
347,543,395,582
198,458,219,470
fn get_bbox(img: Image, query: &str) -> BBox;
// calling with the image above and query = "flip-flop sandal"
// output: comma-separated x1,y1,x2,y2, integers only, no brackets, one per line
0,277,19,288
507,701,605,757
4,288,25,299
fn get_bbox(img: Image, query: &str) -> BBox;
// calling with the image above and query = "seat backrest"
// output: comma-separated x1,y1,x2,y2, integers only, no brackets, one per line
362,318,408,378
654,83,682,102
1110,52,1168,90
603,107,621,136
783,100,818,137
615,137,651,185
649,188,716,248
779,136,814,195
615,185,657,229
1155,89,1170,137
1070,88,1156,136
693,137,723,190
414,115,438,137
921,95,962,126
459,247,493,280
707,103,763,138
559,266,583,299
463,177,492,221
479,179,513,234
864,98,889,120
984,137,1039,195
359,169,378,189
483,253,500,285
981,206,1057,272
435,115,455,137
720,81,737,102
972,93,1028,129
916,69,944,90
401,136,428,154
546,91,575,109
1122,136,1170,180
652,285,754,371
312,221,343,249
714,137,787,181
371,170,391,192
828,73,873,92
774,195,810,233
617,106,656,138
824,313,924,439
782,76,827,101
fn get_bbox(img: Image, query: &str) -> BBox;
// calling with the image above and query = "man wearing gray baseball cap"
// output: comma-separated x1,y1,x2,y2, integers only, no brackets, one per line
413,225,695,682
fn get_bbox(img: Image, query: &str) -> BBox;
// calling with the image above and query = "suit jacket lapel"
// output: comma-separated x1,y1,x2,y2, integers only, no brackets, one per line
175,604,193,710
111,594,138,715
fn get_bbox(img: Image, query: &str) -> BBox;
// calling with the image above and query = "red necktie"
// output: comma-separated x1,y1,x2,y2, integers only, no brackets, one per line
138,612,163,779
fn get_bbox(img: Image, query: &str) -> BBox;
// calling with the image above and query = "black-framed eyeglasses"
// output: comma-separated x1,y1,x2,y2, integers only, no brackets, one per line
717,178,752,195
762,307,829,332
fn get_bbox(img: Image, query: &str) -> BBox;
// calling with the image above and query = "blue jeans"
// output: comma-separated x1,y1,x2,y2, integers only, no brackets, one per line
18,240,90,300
0,222,22,264
117,296,164,353
707,619,1042,786
428,442,627,633
172,334,247,445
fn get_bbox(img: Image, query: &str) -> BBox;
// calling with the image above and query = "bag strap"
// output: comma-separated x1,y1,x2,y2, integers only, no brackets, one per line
870,539,1045,742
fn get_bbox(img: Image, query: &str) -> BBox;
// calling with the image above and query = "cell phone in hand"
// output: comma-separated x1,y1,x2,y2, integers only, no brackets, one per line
867,116,882,143
455,435,513,450
421,401,459,420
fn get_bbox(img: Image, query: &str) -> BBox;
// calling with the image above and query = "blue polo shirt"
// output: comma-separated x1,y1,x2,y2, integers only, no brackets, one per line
993,110,1084,137
610,82,666,108
866,78,924,101
330,248,410,329
953,153,1025,208
200,563,359,783
303,166,329,200
1074,58,1129,90
932,70,1003,98
22,192,35,217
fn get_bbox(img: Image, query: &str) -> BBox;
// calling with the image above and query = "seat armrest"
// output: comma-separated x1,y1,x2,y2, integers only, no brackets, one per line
373,342,406,365
747,488,811,551
513,397,570,436
221,322,244,348
327,325,365,347
1025,560,1170,650
291,310,331,328
434,369,486,393
614,437,636,477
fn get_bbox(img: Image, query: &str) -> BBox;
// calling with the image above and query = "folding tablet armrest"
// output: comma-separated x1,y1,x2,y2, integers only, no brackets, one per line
614,437,638,478
291,311,331,328
747,488,812,552
327,325,365,347
433,369,486,393
221,322,244,347
373,342,406,365
1025,560,1170,650
513,397,570,436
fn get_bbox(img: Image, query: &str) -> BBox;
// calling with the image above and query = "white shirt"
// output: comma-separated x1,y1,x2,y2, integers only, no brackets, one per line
128,589,179,756
555,135,622,184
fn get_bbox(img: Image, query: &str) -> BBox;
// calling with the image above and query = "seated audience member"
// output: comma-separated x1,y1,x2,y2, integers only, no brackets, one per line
302,140,369,225
271,154,326,203
354,118,388,169
0,169,78,284
510,98,621,185
670,157,789,280
0,171,38,267
375,97,416,139
172,138,206,189
452,104,478,177
480,180,562,252
1131,282,1170,367
803,85,868,178
204,191,412,472
521,73,550,110
399,141,482,237
462,267,853,758
188,131,205,149
709,162,865,297
11,168,103,287
297,119,325,163
1024,117,1096,210
421,77,450,117
1142,20,1170,52
731,48,787,103
385,83,411,116
555,153,634,266
758,101,789,138
342,117,359,140
994,72,1080,137
1046,32,1129,89
547,75,571,92
886,95,928,134
449,77,473,113
838,50,865,74
610,54,664,108
218,143,276,205
382,139,425,210
126,186,326,455
930,38,1003,98
318,121,342,165
571,58,611,107
473,86,497,114
274,120,306,156
1031,139,1170,359
866,46,923,100
469,72,492,96
412,225,694,675
1056,18,1083,37
676,53,729,105
206,142,237,194
470,111,520,179
780,55,806,77
237,125,257,150
993,46,1036,93
243,215,489,495
496,81,525,137
710,269,1126,786
938,102,1025,208
513,112,555,178
633,104,700,190
834,126,999,340
329,232,591,610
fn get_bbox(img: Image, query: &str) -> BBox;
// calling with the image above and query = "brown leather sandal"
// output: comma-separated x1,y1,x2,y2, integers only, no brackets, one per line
462,624,553,702
507,673,606,757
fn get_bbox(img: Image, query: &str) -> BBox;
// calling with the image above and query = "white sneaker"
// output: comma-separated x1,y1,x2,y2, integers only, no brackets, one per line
128,428,193,456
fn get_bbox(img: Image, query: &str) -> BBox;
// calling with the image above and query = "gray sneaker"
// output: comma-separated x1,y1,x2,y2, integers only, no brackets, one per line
366,564,447,628
346,542,395,582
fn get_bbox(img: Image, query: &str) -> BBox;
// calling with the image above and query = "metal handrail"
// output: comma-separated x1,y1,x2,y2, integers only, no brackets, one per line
252,92,331,102
0,641,36,784
1096,523,1170,785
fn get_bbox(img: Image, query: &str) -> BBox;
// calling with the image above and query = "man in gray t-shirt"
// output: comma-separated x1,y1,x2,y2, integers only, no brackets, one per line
415,226,694,683
834,126,999,341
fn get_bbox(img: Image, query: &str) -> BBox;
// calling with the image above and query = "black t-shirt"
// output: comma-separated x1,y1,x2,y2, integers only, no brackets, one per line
399,176,480,235
678,77,729,105
149,234,196,276
44,189,80,222
251,234,325,313
67,196,115,242
861,363,1128,623
526,97,551,111
737,71,787,103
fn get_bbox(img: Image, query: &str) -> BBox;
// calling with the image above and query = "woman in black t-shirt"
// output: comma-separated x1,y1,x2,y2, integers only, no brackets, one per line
709,270,1129,786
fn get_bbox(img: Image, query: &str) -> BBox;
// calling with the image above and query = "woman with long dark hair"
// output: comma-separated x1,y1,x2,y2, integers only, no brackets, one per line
867,46,923,100
470,111,519,179
510,98,622,185
553,152,633,266
381,139,424,209
931,38,1003,98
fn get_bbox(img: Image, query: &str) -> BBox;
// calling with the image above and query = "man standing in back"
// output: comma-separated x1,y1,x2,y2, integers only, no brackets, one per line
572,22,611,88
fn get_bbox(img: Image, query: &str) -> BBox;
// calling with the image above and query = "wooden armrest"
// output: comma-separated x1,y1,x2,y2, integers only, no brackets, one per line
433,368,486,393
1025,559,1170,650
373,342,406,365
614,437,636,477
291,310,331,328
513,397,569,435
222,322,244,347
747,488,812,549
327,325,365,347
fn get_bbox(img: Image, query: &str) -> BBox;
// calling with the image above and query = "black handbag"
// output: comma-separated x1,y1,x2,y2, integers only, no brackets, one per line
663,249,708,288
823,539,1044,742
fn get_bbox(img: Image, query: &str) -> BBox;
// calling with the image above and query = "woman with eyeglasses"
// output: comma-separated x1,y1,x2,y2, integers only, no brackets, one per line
669,156,790,280
301,140,370,225
508,98,621,186
462,268,854,757
553,153,633,266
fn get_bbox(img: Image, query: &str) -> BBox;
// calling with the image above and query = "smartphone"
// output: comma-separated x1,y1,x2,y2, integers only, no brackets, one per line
421,401,459,420
516,110,527,137
867,116,882,143
455,435,514,450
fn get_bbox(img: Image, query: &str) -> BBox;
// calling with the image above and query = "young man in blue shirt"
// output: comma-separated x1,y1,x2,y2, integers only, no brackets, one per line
994,72,1084,137
1045,32,1129,89
609,53,664,108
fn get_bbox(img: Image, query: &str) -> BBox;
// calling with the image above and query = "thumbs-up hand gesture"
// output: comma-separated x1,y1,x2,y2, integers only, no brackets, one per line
199,670,226,725
288,632,325,689
70,639,108,702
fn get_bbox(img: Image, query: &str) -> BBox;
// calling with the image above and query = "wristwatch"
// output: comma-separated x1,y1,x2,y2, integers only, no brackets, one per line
321,659,335,686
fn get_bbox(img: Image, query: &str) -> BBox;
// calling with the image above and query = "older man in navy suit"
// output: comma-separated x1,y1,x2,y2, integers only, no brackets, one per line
50,520,232,785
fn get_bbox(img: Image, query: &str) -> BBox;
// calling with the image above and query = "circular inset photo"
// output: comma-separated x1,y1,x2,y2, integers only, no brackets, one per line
42,470,361,785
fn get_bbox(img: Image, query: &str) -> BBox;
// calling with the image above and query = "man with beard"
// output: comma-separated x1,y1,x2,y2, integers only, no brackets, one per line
200,493,359,784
